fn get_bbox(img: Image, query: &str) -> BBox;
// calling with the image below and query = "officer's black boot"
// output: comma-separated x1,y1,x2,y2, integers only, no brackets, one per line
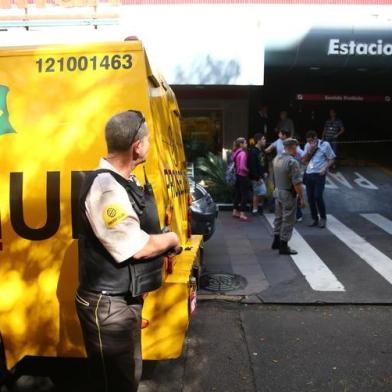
279,241,298,255
271,235,280,250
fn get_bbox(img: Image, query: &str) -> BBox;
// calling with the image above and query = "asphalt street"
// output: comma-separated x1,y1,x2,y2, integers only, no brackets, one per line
7,302,392,392
202,166,392,303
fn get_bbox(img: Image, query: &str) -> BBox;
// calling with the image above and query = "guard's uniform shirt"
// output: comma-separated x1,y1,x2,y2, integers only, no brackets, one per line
85,158,150,262
273,152,302,191
272,153,302,242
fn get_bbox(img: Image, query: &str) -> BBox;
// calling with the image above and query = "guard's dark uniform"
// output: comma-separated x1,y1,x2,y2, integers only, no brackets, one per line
272,143,303,254
75,159,162,392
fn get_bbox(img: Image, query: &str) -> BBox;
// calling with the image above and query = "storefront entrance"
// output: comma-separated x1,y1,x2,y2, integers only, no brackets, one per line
180,109,223,162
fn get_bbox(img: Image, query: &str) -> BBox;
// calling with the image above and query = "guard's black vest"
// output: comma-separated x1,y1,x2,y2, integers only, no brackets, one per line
78,169,164,296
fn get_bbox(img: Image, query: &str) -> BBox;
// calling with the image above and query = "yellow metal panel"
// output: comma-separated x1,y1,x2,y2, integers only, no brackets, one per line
142,282,190,360
0,41,200,368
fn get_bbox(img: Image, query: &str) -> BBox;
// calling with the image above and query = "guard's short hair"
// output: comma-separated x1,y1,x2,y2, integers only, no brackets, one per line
105,111,148,153
253,133,264,143
306,130,318,139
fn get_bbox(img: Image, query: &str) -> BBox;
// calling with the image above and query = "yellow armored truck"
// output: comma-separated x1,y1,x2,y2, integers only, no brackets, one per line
0,40,202,376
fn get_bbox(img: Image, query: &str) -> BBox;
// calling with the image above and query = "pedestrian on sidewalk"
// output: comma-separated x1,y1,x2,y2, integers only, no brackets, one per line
302,130,336,228
232,137,250,221
248,133,268,215
271,138,306,255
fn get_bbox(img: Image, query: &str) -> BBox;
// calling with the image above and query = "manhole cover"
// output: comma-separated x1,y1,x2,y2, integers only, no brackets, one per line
199,273,247,292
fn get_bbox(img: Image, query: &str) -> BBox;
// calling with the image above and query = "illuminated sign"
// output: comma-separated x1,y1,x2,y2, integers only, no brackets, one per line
328,39,392,56
296,94,392,102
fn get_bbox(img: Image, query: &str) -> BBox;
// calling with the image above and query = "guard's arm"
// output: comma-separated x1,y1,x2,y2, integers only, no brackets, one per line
294,183,306,208
133,232,180,260
290,160,306,207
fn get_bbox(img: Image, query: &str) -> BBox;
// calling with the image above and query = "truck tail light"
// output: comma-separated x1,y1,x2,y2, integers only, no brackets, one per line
165,204,173,226
188,277,197,315
166,256,174,274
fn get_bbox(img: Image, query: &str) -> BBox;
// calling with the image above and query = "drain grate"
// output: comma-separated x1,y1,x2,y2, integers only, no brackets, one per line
199,273,247,292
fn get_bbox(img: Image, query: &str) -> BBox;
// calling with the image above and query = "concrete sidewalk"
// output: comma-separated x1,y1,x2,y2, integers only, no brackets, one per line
201,211,271,296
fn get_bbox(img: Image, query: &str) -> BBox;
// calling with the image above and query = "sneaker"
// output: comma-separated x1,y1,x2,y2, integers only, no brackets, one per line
297,217,303,222
308,220,319,227
319,218,326,228
251,209,258,216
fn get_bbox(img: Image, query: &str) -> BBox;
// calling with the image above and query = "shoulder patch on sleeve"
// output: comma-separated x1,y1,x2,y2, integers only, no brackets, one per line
103,204,128,228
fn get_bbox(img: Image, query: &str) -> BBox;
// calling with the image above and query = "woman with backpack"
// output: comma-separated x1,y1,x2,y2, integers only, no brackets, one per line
231,137,250,221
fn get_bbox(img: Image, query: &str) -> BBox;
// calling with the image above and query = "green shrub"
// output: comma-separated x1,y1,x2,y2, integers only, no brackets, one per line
195,152,233,203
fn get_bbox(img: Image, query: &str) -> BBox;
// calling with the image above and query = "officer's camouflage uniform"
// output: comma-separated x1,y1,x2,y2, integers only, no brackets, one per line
272,152,302,242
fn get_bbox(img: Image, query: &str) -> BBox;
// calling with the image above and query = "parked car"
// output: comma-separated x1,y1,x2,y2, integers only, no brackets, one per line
189,180,218,241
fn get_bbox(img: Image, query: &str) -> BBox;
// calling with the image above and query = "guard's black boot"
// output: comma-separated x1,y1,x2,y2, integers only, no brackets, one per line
279,241,298,255
271,235,280,250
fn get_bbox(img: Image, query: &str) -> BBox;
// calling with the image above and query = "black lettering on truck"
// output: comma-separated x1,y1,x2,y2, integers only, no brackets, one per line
10,172,60,240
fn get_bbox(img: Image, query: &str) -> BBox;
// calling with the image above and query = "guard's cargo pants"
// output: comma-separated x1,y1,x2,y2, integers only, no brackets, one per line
75,289,142,392
273,189,297,242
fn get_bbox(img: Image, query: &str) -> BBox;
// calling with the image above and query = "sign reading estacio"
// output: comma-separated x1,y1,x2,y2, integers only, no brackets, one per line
328,38,392,56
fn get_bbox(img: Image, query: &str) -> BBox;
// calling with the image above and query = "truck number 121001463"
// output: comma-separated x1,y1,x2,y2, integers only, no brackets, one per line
35,54,133,73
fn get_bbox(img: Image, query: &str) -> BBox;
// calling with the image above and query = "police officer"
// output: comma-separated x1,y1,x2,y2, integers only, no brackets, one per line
271,138,305,255
75,111,181,392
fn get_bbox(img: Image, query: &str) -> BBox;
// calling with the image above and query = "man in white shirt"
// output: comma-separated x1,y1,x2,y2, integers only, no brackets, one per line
265,129,304,158
303,130,336,228
76,111,180,392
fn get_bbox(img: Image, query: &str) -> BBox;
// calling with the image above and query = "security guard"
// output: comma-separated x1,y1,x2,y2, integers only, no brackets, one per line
271,138,305,255
75,111,181,392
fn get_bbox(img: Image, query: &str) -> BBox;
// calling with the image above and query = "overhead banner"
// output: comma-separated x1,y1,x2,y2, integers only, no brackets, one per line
296,94,392,102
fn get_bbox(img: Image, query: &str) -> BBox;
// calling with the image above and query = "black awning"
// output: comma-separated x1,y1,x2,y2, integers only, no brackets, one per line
266,28,392,70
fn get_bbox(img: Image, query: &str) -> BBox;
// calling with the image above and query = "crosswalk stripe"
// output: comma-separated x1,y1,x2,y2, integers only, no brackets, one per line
327,215,392,285
265,214,345,292
361,213,392,235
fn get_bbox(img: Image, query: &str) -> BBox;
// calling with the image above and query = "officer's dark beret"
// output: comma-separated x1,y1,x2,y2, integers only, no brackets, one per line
283,138,299,147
